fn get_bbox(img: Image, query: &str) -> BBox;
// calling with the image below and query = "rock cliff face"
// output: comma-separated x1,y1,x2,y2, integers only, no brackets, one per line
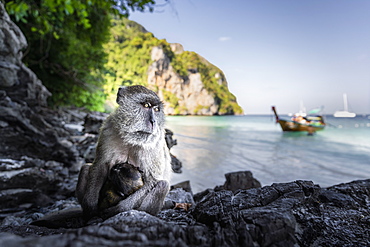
148,45,219,115
0,3,51,106
104,18,243,115
0,2,75,164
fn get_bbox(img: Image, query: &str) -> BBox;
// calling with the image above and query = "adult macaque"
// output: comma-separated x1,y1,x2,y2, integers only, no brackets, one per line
76,85,171,218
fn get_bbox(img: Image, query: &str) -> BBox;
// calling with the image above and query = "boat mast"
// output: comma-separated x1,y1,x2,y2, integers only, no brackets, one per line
271,106,279,123
343,93,348,111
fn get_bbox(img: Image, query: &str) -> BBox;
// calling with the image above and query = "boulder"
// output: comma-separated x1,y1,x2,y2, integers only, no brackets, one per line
214,170,261,192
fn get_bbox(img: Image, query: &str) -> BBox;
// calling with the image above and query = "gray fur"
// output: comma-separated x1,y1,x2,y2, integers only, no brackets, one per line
76,85,171,219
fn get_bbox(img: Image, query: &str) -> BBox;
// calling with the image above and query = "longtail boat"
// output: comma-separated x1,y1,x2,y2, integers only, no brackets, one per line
272,106,326,133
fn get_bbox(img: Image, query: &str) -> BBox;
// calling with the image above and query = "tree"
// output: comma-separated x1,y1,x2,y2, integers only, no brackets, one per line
5,0,166,111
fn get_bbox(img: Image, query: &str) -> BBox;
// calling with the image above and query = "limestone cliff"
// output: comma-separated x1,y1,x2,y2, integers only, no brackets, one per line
148,46,219,115
104,19,243,115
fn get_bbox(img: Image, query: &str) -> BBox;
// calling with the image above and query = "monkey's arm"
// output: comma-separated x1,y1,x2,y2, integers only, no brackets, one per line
75,164,90,204
101,179,169,218
81,160,109,218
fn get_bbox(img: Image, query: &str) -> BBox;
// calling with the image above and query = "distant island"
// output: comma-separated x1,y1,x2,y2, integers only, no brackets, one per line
103,18,243,115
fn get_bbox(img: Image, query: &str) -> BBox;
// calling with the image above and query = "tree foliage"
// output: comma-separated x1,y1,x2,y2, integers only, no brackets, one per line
5,0,163,111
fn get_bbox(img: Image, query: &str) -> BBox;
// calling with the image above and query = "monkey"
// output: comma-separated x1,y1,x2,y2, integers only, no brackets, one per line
98,162,144,210
75,85,172,219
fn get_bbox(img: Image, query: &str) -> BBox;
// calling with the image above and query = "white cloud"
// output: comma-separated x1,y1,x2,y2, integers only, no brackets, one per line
218,36,231,42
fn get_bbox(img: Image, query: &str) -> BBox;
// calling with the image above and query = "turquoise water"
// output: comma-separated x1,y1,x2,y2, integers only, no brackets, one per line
165,115,370,193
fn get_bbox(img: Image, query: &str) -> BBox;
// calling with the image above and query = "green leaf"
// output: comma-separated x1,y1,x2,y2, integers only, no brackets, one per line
52,31,60,39
64,4,74,15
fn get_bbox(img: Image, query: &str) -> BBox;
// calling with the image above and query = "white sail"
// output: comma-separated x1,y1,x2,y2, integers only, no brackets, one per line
334,94,356,118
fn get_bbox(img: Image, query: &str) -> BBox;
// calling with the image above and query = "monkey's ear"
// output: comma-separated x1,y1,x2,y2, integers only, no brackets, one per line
116,86,127,105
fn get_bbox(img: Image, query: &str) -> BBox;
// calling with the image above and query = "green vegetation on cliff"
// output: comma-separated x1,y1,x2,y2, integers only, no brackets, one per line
104,18,243,115
103,18,173,111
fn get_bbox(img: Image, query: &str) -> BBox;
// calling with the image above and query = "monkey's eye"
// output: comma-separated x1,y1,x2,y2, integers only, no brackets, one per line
153,106,160,112
143,102,151,108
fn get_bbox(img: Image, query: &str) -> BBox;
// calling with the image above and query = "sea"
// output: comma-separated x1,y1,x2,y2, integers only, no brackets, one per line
165,114,370,193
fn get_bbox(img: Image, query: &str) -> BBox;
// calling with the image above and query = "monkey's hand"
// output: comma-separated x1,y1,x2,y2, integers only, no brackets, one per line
81,194,100,219
100,180,169,219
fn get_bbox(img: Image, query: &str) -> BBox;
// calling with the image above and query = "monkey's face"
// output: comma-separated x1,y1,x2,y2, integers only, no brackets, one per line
115,85,165,145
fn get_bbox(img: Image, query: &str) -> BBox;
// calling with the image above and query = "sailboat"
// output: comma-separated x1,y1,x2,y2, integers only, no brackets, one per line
333,94,356,118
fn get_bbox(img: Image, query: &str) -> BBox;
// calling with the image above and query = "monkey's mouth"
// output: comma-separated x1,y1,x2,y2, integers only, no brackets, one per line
135,131,153,135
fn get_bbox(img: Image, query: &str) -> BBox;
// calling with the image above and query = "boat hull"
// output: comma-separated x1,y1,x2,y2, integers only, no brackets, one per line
277,119,325,132
272,106,325,133
333,111,356,118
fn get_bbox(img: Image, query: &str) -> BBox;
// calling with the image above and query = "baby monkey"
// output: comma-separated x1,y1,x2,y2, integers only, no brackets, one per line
98,162,144,210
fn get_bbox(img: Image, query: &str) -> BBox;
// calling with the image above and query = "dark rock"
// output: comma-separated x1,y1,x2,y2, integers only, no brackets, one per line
165,188,195,207
192,190,234,227
193,188,214,203
1,179,370,246
170,180,192,194
327,179,370,208
0,90,80,165
0,188,53,211
165,129,182,173
83,112,108,134
170,154,182,173
214,170,261,192
0,157,78,211
165,128,177,149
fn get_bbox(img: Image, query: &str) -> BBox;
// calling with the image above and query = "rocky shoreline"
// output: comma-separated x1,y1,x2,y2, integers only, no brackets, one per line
1,166,369,246
1,2,370,246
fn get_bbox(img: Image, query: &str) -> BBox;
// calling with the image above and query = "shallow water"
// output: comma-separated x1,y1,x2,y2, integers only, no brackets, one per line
165,115,370,193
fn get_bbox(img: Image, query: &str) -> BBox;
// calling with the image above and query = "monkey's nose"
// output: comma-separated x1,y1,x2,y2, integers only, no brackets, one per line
149,109,156,124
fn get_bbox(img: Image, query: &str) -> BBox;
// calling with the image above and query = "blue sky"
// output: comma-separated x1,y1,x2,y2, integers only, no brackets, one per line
130,0,370,114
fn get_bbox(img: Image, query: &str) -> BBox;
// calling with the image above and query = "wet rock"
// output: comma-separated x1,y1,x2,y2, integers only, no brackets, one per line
73,134,98,163
83,112,108,134
170,154,182,173
0,90,80,165
214,170,261,192
0,188,51,210
170,180,192,194
0,157,78,212
165,129,177,149
165,129,182,173
1,177,370,246
164,188,195,209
